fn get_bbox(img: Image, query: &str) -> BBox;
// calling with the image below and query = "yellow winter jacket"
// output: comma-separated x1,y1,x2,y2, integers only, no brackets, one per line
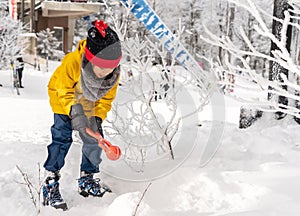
48,39,119,120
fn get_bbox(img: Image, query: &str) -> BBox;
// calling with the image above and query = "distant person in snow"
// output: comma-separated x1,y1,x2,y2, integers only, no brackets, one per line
14,56,24,88
160,68,170,98
42,20,122,210
152,65,171,101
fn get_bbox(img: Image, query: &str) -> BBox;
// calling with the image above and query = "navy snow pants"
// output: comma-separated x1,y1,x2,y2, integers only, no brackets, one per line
44,114,102,174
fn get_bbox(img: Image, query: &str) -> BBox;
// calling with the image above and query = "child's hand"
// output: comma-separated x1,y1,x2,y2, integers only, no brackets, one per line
70,104,88,132
86,127,121,161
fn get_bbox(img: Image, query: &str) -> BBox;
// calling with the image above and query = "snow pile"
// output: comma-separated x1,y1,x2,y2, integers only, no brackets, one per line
172,172,267,213
107,192,151,216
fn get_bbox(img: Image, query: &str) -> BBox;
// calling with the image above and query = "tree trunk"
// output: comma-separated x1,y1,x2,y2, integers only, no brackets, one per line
294,46,300,123
226,3,235,63
269,0,292,119
218,2,224,63
46,54,49,73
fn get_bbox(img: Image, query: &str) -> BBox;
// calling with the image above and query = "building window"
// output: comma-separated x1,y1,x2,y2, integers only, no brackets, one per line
53,26,64,51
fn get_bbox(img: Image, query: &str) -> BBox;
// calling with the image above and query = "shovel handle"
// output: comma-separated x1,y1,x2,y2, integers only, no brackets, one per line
86,127,121,160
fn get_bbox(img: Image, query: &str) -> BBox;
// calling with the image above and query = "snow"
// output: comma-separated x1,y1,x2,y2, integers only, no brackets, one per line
1,62,300,216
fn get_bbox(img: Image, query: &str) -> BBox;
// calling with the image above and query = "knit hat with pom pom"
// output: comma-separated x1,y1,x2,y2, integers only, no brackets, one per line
85,20,122,68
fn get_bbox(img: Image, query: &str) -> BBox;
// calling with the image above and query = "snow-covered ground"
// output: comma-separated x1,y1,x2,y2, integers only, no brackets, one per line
1,63,300,216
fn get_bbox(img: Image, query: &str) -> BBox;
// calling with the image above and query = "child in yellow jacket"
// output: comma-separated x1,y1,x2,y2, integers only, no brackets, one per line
42,20,122,210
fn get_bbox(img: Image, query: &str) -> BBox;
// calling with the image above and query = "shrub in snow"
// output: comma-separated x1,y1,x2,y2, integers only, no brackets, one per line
36,28,60,72
239,106,263,129
0,6,25,69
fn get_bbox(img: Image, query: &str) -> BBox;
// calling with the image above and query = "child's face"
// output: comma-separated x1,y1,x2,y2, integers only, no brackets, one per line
92,65,114,78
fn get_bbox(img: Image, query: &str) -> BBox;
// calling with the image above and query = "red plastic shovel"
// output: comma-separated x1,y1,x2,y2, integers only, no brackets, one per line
86,127,121,161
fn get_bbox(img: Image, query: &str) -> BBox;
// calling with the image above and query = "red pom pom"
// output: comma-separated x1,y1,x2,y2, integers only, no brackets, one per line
94,20,108,38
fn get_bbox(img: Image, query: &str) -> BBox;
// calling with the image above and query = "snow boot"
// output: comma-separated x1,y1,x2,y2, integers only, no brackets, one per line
77,171,112,197
42,171,67,211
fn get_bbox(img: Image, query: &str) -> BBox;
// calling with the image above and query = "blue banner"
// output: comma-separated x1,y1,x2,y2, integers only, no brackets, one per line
120,0,210,91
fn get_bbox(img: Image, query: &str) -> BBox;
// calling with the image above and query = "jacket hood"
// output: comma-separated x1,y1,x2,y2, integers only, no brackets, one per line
74,39,87,61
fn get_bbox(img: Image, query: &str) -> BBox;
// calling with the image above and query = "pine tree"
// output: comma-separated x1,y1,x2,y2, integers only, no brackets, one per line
73,15,99,47
36,28,60,72
0,4,24,69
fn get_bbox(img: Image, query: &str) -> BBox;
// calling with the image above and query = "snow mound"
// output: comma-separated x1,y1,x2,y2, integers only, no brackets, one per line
173,173,267,213
107,192,151,216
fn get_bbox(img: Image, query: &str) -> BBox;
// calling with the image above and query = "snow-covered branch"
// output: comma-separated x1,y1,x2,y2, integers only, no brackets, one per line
200,0,300,119
103,17,205,171
15,164,43,214
0,10,26,69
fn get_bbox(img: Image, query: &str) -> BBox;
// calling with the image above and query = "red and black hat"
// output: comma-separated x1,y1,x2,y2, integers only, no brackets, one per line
85,20,122,68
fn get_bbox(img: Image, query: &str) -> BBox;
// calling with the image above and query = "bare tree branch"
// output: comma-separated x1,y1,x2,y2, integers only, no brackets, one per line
15,164,43,214
132,183,152,216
